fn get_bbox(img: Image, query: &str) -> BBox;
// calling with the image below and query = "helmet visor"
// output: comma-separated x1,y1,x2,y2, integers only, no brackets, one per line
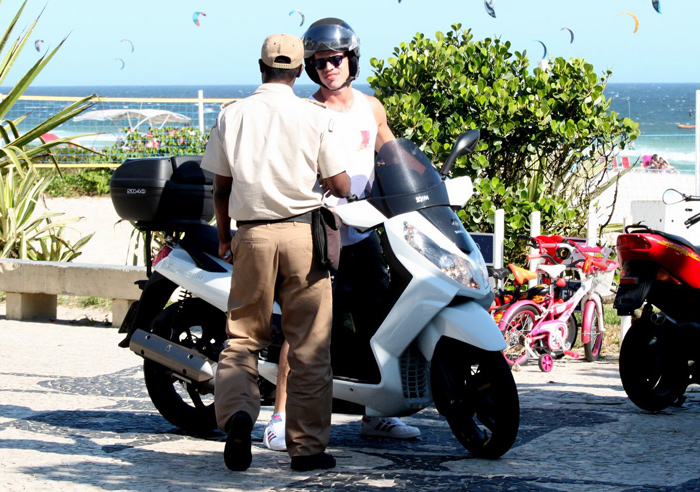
303,24,359,58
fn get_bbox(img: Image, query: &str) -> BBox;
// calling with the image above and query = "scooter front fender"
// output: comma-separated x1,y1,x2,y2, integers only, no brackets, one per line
418,301,506,361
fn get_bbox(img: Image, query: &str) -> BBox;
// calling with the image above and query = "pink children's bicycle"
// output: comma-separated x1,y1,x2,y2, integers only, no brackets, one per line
498,235,618,372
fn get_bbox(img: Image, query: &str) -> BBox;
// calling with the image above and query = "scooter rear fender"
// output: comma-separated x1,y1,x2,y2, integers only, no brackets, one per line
118,271,178,341
418,301,507,361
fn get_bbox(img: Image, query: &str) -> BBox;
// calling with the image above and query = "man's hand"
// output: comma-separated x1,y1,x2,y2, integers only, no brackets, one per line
319,176,331,197
219,240,232,263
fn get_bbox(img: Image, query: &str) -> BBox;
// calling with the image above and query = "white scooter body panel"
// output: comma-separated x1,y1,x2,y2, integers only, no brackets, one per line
156,246,283,316
334,200,386,232
444,176,473,208
418,302,507,360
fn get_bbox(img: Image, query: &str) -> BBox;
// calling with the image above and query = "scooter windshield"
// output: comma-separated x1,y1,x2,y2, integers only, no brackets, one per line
368,138,450,217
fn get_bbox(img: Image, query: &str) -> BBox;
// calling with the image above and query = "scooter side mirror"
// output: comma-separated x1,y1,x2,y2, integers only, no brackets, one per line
440,129,480,179
662,188,686,205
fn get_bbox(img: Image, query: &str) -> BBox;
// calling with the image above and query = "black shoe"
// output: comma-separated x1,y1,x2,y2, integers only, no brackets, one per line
290,452,336,472
224,411,253,471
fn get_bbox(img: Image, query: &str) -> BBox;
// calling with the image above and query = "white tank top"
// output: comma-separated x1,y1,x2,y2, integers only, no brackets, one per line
314,89,378,246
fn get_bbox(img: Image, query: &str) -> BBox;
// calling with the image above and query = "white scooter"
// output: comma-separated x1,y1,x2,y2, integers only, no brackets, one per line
115,130,520,459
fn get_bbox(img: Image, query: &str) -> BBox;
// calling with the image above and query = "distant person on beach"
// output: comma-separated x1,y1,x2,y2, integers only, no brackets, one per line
649,154,660,170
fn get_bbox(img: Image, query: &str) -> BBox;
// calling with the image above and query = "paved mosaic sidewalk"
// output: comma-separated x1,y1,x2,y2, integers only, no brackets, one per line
1,319,699,491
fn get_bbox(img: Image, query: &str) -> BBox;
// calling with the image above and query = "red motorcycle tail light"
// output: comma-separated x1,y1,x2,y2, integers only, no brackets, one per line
617,235,652,251
152,245,173,267
656,268,681,284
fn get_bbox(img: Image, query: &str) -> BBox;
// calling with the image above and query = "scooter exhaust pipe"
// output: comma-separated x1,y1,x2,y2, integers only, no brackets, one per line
649,312,700,346
129,329,216,384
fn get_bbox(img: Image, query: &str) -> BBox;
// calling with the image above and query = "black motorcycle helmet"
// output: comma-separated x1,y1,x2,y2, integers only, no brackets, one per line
302,17,360,89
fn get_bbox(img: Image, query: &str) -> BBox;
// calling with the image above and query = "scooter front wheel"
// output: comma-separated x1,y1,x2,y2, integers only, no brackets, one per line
431,338,520,459
144,297,226,434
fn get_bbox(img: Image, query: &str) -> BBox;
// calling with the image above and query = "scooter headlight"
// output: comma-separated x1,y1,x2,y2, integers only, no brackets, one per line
404,222,486,290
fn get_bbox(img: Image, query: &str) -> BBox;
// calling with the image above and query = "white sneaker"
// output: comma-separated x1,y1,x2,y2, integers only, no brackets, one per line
360,416,421,439
263,412,286,451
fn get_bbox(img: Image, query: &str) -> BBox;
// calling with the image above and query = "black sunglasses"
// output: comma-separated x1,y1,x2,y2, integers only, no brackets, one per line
312,55,345,71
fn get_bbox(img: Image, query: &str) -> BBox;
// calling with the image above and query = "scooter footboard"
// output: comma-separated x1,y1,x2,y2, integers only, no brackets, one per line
418,302,507,360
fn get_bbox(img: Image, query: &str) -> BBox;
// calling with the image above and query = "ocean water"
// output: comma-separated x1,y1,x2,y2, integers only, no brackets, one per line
607,83,699,174
5,83,699,173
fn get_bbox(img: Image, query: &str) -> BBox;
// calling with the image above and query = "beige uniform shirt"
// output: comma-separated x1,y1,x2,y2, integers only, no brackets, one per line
201,83,347,221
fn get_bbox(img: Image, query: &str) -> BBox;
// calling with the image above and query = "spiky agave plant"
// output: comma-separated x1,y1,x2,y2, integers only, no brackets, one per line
0,0,98,260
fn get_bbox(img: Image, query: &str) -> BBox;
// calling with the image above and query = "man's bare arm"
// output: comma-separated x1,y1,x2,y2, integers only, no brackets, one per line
212,174,233,262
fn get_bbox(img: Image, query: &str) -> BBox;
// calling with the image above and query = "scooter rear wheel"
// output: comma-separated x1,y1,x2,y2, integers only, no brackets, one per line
144,298,225,434
619,318,688,411
431,339,520,459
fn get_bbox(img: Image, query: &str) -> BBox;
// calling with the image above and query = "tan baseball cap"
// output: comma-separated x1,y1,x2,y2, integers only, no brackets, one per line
261,34,303,69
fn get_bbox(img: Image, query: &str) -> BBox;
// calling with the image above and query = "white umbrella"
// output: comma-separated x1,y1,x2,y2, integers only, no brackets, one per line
74,108,191,131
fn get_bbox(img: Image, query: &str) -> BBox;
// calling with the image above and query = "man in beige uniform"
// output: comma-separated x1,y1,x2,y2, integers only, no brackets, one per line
201,33,350,472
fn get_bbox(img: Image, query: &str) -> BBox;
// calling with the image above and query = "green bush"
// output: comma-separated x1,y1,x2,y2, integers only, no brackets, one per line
98,126,208,163
368,25,639,263
43,168,113,196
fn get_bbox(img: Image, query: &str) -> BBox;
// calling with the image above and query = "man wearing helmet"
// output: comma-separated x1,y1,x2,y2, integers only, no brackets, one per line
263,18,421,453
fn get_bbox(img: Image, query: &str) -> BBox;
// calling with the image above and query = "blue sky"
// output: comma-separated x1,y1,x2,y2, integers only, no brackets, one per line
2,0,698,87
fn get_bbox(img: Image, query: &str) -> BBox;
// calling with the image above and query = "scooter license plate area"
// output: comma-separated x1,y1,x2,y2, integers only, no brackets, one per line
613,283,650,315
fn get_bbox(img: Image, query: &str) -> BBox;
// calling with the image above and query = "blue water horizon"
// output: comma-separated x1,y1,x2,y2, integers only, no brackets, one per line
5,82,699,173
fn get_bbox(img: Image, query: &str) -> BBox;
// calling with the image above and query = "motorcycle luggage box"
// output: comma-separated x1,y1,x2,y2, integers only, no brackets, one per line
110,155,214,226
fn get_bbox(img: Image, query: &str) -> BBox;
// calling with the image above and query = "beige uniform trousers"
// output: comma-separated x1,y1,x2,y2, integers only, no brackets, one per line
214,221,333,458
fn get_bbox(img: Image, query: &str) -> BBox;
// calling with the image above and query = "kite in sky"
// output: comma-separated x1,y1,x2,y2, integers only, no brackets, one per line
289,9,305,27
34,39,44,52
484,0,495,18
619,11,639,33
121,38,134,53
533,40,547,59
652,1,661,14
115,58,125,70
561,27,574,44
193,11,206,27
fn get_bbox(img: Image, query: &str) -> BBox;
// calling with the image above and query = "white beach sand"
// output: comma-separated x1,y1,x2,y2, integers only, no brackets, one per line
36,195,139,266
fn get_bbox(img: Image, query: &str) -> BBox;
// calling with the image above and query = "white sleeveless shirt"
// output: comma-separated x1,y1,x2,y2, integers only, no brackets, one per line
314,89,378,246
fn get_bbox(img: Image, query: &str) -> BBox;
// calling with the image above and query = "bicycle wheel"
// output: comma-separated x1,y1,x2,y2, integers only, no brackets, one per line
554,316,578,359
583,301,603,361
500,304,539,366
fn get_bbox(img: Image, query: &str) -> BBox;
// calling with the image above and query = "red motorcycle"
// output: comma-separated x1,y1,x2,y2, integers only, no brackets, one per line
614,189,700,411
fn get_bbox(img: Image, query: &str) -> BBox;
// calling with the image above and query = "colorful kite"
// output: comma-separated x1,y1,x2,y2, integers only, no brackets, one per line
619,11,639,33
121,38,134,53
193,11,206,27
533,40,547,59
34,39,44,52
652,1,661,14
289,9,305,27
561,27,574,44
115,58,125,70
484,0,496,18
